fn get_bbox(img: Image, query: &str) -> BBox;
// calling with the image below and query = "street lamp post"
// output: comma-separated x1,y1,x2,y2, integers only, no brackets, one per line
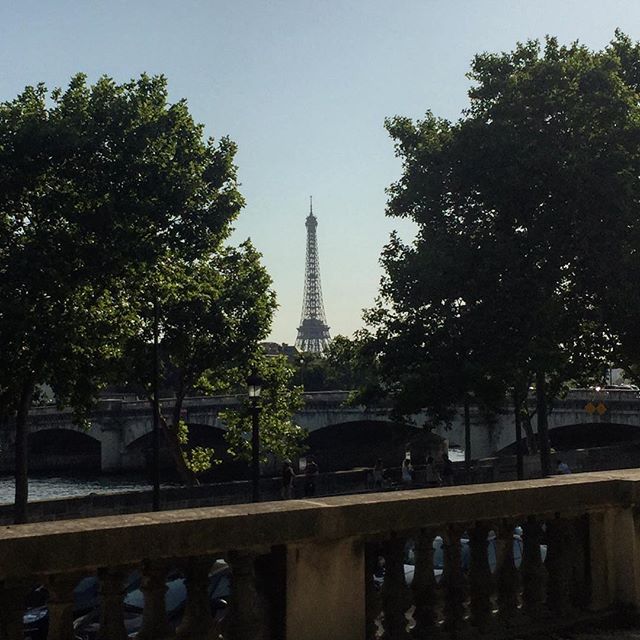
247,369,264,502
152,294,161,511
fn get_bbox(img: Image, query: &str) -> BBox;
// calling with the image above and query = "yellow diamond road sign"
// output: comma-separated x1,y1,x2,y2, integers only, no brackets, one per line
585,402,596,414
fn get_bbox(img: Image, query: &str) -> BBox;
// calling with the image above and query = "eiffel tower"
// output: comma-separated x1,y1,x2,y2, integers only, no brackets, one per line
295,197,331,354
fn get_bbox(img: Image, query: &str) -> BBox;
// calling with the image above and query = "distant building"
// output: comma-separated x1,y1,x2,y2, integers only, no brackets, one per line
261,342,301,363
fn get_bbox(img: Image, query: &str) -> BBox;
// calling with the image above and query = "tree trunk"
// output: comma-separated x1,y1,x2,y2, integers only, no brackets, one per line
464,396,471,475
536,371,552,477
522,410,537,454
148,395,197,487
14,380,34,524
172,385,186,434
149,386,195,486
512,388,524,481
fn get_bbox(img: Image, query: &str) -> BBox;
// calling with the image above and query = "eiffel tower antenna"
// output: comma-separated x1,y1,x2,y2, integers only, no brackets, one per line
295,196,331,354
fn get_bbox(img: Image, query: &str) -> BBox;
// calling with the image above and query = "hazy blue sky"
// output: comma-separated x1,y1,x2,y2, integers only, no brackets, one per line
2,1,640,343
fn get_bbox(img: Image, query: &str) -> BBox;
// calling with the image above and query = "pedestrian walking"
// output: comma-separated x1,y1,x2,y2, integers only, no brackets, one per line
304,456,319,496
281,459,295,499
425,456,441,487
441,453,454,486
401,457,414,487
373,458,385,490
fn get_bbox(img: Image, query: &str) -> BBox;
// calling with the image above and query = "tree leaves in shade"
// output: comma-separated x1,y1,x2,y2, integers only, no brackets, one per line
367,33,640,476
122,241,277,483
0,73,248,520
293,334,382,399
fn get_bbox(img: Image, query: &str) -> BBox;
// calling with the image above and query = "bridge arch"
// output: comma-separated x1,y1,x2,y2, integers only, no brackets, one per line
497,422,640,455
307,419,442,472
28,428,101,472
124,422,249,481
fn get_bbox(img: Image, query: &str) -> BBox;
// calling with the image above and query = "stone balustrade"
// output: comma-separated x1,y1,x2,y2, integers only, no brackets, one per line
3,470,640,639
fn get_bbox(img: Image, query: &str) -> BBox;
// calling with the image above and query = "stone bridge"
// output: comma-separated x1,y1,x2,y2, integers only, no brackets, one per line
19,391,391,472
13,388,640,472
445,388,640,458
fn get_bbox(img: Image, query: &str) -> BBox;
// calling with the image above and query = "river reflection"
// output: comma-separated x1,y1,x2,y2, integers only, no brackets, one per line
0,475,176,504
0,450,467,505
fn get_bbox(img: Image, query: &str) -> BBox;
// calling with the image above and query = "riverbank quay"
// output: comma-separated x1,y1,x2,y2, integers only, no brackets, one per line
0,468,373,524
3,439,640,524
3,471,640,639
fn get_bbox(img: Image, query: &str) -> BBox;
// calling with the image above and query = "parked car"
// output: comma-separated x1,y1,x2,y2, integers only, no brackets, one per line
24,576,103,640
73,562,230,639
375,528,546,588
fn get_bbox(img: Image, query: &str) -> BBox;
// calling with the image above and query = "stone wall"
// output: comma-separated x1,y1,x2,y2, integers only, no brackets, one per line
3,471,640,639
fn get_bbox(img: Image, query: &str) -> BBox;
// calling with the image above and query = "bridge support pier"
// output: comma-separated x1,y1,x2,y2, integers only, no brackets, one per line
101,426,122,472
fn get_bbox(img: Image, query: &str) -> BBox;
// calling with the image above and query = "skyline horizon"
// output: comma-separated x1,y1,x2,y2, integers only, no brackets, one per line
3,2,640,344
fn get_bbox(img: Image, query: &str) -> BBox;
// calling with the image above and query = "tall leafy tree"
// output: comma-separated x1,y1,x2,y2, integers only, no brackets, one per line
0,74,244,520
123,242,277,483
587,32,640,388
369,34,640,476
293,335,381,394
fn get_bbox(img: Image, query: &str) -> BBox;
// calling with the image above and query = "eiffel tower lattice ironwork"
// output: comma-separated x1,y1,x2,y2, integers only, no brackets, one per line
295,196,331,354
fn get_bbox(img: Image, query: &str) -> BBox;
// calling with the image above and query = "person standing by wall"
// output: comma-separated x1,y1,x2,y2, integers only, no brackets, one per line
425,456,441,487
304,456,319,496
281,460,295,499
441,453,454,486
372,458,385,490
401,457,414,488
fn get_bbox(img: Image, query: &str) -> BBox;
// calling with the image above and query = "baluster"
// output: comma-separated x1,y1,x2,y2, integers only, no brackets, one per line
46,573,80,640
97,568,129,640
496,521,521,626
136,561,174,640
521,517,547,620
546,515,575,616
176,557,216,639
381,533,411,640
411,528,441,639
227,550,268,640
468,522,493,632
570,515,589,610
443,525,467,637
0,580,30,640
365,540,383,640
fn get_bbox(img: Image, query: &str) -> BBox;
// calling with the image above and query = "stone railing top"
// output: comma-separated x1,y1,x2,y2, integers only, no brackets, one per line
27,387,640,417
28,390,357,416
1,469,640,580
563,388,640,402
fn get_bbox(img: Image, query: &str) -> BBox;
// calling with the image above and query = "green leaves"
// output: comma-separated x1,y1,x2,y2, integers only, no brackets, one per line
221,355,306,463
0,73,265,500
368,32,640,427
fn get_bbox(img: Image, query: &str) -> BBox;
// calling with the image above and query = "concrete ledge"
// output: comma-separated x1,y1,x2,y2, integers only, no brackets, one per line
0,470,637,579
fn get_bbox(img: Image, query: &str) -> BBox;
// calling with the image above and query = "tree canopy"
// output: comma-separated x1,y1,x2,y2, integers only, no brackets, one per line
0,73,269,518
221,353,307,464
366,32,640,475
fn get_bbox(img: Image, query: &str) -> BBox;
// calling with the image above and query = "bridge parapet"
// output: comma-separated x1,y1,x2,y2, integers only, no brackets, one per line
2,471,640,639
20,389,640,471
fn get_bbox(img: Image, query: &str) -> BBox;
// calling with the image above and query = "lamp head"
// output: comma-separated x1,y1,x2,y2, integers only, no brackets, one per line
246,369,264,399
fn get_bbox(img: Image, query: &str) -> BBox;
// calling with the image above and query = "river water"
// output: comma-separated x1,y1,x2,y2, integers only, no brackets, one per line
0,475,165,505
0,449,467,505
